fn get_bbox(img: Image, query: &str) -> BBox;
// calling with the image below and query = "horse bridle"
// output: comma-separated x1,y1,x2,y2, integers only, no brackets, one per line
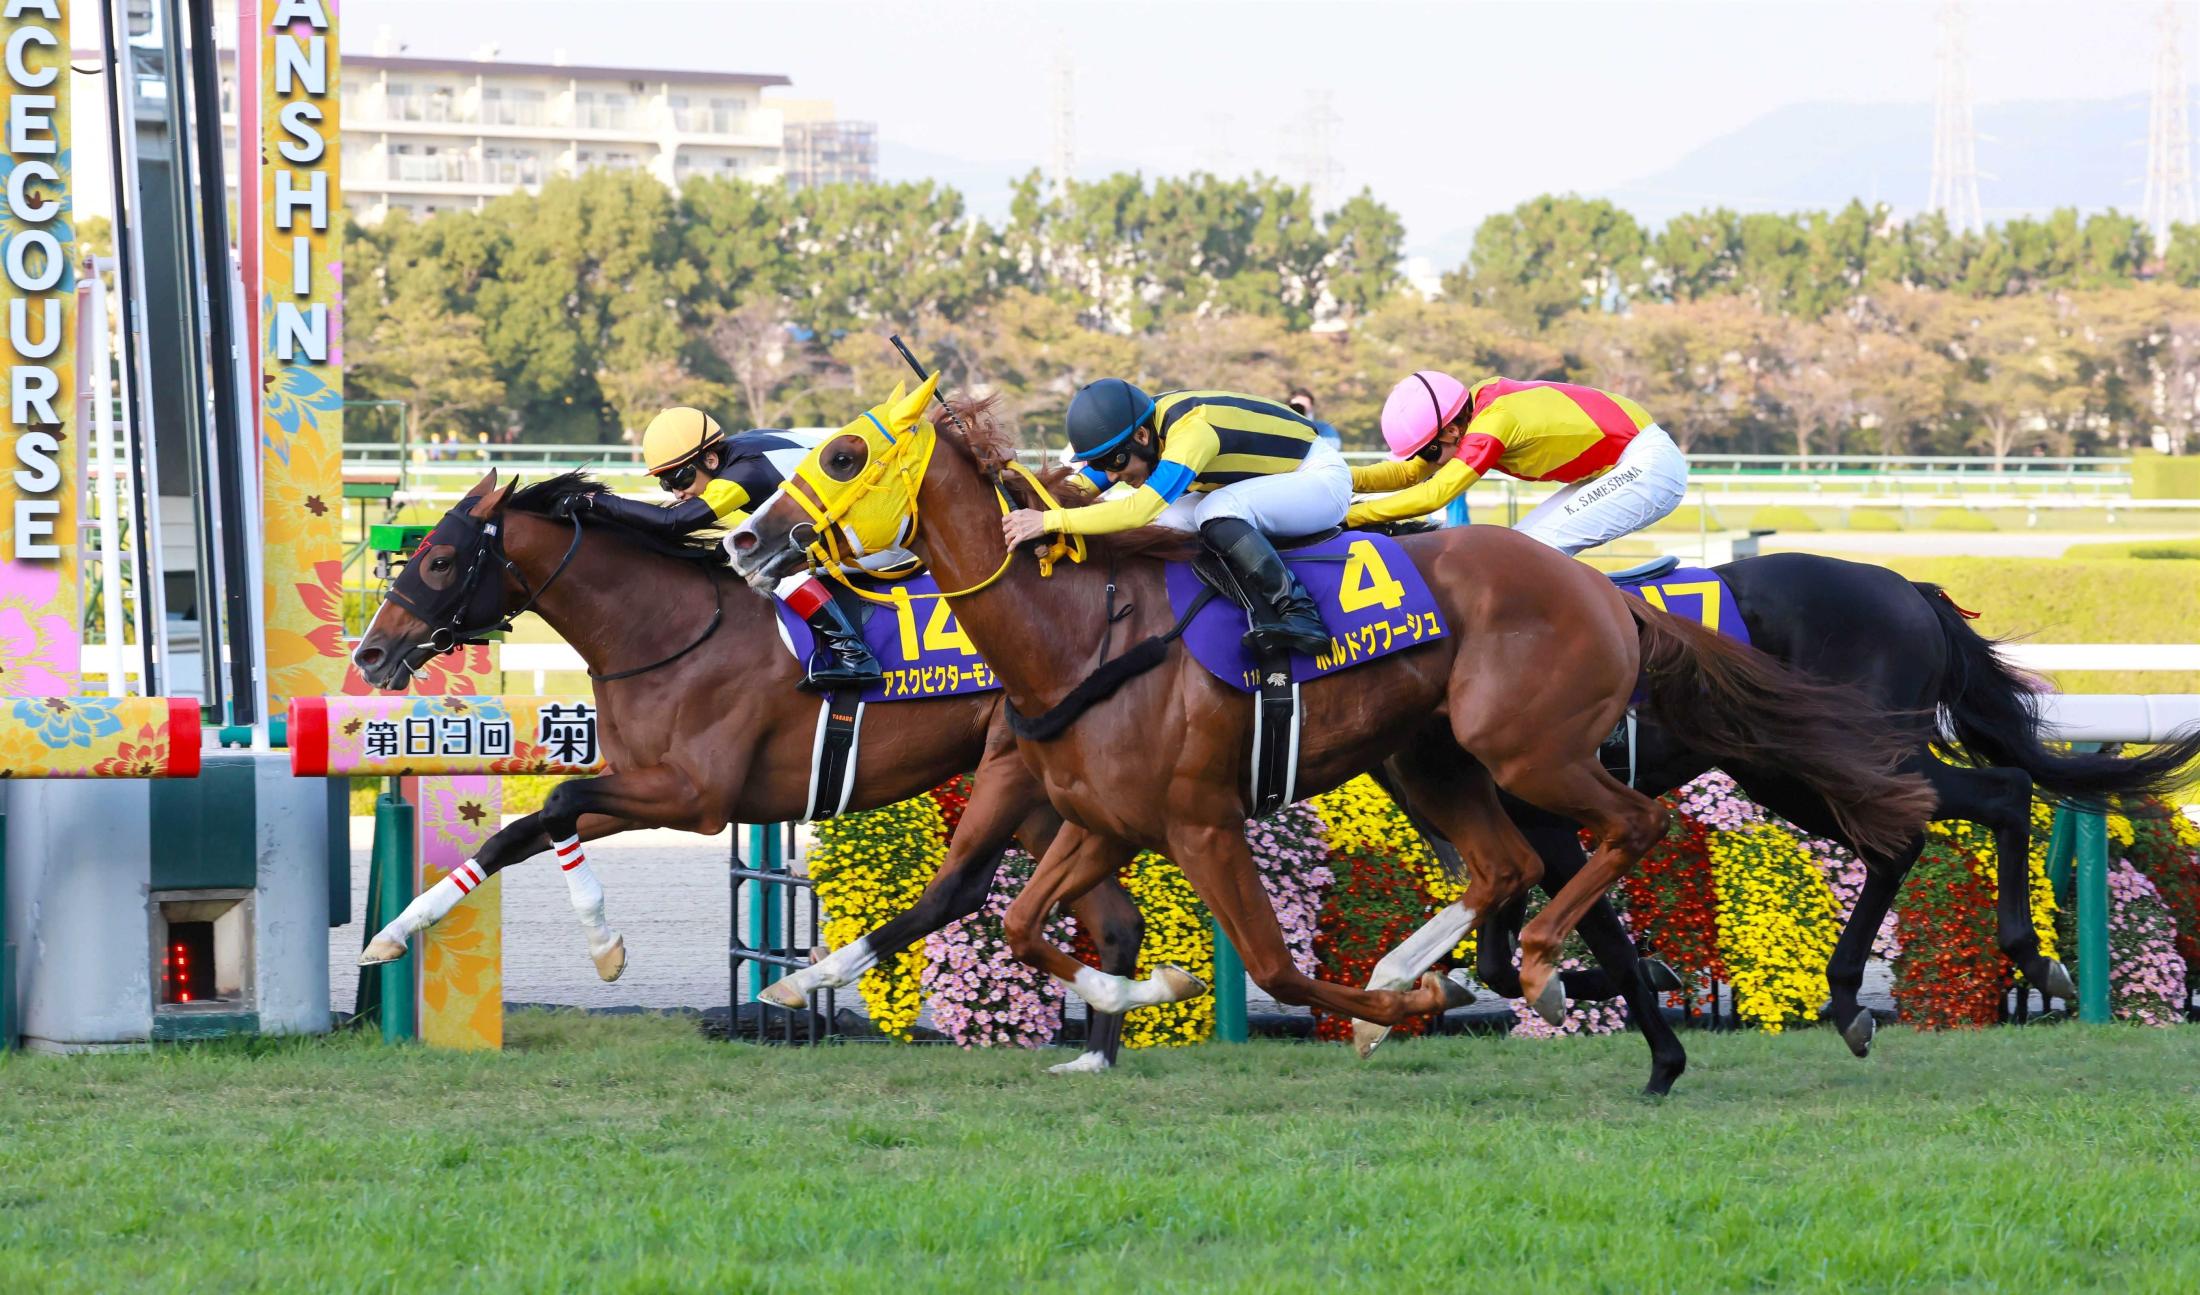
386,501,725,683
385,506,584,668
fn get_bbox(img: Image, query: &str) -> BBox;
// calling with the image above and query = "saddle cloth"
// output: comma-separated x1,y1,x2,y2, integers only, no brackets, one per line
772,572,1001,704
1605,559,1751,648
1165,530,1448,693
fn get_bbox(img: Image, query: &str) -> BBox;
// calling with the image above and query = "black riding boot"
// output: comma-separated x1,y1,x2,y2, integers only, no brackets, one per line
800,588,885,693
1200,518,1332,656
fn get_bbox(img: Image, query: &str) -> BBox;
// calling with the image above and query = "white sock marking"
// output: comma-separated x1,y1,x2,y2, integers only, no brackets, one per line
1365,901,1476,992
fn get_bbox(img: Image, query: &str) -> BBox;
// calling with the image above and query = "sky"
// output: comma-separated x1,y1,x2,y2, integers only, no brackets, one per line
77,0,2194,253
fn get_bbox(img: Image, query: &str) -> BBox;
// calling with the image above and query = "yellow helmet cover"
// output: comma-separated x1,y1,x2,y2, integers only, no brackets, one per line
641,407,724,474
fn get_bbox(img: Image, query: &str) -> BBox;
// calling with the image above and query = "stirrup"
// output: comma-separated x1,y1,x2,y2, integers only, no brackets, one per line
800,643,884,693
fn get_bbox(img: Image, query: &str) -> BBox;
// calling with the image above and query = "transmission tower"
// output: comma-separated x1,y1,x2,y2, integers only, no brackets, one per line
1928,0,1985,235
1049,53,1075,197
1292,90,1343,213
2143,0,2196,253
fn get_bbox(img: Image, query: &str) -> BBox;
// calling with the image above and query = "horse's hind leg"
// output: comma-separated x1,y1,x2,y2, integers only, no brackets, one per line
1932,762,2073,1003
1055,878,1144,1074
1346,748,1540,1054
1489,759,1670,1025
1003,824,1199,1016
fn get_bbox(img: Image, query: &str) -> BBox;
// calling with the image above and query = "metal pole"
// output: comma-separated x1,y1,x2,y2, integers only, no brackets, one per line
370,787,418,1042
745,823,784,1002
183,0,260,726
1210,918,1248,1043
1,798,13,1052
100,0,169,698
2076,811,2111,1024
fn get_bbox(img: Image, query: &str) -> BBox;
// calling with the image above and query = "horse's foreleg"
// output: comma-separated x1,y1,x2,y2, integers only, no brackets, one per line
530,765,713,982
1052,877,1143,1074
1004,826,1195,1015
1165,821,1472,1033
358,802,642,968
1823,864,1904,1057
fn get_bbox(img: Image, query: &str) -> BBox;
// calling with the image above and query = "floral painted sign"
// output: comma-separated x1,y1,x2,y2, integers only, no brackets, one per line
288,694,605,777
0,696,200,778
0,0,77,698
255,0,344,714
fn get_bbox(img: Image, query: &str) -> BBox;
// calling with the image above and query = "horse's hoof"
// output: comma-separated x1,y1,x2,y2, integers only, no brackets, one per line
592,933,627,983
1152,964,1206,1004
359,937,406,967
1426,970,1475,1014
1643,958,1684,994
1444,968,1479,1006
1841,1009,1877,1058
2037,959,2078,1002
1352,1020,1393,1060
1047,1050,1112,1075
1526,974,1568,1026
758,976,808,1010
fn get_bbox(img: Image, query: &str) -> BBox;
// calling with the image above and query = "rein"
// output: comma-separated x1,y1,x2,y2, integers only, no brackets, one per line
590,577,726,683
392,512,586,667
798,457,1086,606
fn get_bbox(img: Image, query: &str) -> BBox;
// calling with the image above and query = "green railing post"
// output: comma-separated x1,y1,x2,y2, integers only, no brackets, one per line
370,788,418,1043
1210,918,1248,1043
1,806,13,1053
2044,807,2077,902
2075,810,2111,1025
745,823,784,1001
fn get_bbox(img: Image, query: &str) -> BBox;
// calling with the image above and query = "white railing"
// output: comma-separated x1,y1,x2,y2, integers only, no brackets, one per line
2037,694,2200,744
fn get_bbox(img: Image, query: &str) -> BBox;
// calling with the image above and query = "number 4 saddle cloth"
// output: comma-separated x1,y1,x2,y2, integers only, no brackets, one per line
1166,530,1448,692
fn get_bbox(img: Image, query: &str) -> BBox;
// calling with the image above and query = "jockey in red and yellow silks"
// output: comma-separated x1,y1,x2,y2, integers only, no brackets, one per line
1347,373,1689,555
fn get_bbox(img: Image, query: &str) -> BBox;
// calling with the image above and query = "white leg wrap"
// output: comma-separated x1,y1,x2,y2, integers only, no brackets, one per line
555,834,617,956
1365,901,1475,992
795,937,877,991
369,859,487,950
1047,1051,1113,1075
1067,965,1136,1014
1064,965,1185,1012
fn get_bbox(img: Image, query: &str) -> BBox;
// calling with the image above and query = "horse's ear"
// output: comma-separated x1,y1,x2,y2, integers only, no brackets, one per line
461,468,498,500
883,380,908,410
468,480,512,519
889,372,940,433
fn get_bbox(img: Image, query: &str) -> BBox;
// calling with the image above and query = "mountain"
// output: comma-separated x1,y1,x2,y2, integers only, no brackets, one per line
1414,93,2182,266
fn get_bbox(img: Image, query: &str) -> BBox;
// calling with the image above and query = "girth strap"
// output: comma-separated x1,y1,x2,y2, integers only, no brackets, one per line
804,694,867,821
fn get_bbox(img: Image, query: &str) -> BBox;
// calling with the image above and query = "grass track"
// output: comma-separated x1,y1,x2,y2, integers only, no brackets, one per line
5,1014,2200,1292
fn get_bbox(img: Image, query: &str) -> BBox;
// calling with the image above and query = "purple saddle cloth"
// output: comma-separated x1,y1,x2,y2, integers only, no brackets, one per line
1165,531,1448,693
774,572,1001,703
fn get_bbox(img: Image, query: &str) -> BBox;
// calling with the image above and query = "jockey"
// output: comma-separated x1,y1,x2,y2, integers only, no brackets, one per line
557,406,885,691
1001,379,1349,655
1348,372,1689,555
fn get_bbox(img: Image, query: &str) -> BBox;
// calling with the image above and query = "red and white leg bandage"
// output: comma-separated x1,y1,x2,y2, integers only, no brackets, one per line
554,833,617,957
369,857,488,951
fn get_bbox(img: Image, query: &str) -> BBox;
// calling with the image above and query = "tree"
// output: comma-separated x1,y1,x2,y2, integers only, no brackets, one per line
703,299,816,429
1444,194,1649,330
347,294,509,439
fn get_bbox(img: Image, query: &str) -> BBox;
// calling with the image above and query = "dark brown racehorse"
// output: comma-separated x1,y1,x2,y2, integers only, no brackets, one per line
730,394,1937,1092
349,470,1151,1070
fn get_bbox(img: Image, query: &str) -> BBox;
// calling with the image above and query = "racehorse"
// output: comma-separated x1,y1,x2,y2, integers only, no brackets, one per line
347,470,1158,1072
1449,552,2200,1054
728,385,1937,1094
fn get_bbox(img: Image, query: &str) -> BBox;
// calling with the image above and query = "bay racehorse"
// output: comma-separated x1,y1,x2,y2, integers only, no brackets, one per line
729,382,1937,1093
1450,552,2200,1053
347,470,1164,1072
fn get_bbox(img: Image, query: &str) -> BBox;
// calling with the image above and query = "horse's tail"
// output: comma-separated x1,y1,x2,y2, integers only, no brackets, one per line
1628,600,1937,857
1918,582,2200,809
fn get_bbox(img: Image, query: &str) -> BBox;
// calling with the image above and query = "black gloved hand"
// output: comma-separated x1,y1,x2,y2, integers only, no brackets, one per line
551,492,595,519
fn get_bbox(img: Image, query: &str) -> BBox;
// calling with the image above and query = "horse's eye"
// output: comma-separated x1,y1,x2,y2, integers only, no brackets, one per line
431,557,450,571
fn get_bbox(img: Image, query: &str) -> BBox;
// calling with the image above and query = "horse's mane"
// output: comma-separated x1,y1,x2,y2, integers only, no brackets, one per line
944,395,1202,562
506,471,729,567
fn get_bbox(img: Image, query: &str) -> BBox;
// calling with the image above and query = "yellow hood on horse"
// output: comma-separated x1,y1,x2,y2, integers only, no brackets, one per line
786,372,940,565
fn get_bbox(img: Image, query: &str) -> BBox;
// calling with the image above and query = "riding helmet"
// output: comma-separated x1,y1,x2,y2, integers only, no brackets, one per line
641,406,725,474
1065,378,1156,464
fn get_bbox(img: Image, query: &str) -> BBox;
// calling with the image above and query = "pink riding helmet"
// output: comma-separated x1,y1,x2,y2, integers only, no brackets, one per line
1380,370,1471,460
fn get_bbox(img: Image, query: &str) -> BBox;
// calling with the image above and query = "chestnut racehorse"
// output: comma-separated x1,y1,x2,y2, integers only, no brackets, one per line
730,389,1937,1092
349,470,1157,1072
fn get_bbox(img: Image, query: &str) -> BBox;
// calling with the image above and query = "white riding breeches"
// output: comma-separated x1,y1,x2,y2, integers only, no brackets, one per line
1152,438,1354,537
1512,425,1688,556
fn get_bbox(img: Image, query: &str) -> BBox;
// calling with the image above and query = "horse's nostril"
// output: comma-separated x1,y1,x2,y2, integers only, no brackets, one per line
731,531,757,554
356,646,384,669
